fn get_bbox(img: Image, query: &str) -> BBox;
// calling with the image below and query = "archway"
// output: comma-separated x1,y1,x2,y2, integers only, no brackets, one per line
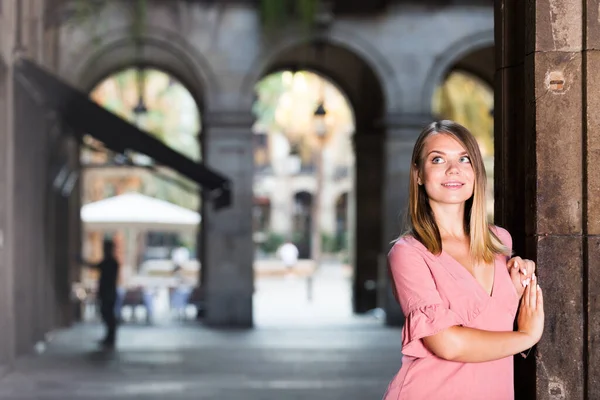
250,39,387,318
80,67,203,324
251,67,357,325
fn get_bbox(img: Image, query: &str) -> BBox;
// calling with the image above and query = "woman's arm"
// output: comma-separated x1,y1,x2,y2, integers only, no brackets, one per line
423,278,544,363
423,327,533,363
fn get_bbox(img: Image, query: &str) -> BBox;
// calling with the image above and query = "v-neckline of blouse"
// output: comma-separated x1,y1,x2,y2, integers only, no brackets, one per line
441,250,497,298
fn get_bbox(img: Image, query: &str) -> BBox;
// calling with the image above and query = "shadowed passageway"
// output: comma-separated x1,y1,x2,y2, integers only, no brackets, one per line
0,322,400,399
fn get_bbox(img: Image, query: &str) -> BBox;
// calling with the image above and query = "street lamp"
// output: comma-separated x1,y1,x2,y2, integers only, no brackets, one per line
307,100,328,301
313,102,328,139
133,67,149,116
131,67,153,167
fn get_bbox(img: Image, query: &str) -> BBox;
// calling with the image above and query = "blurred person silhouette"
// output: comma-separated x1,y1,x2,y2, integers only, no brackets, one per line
89,239,120,348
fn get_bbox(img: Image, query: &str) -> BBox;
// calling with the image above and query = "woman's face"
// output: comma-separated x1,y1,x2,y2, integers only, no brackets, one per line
417,133,475,207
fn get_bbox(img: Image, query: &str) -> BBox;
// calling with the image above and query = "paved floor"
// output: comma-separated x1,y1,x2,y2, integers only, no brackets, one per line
0,322,401,399
0,264,403,399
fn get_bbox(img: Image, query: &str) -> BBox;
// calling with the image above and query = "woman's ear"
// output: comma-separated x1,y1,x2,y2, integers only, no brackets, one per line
413,164,422,186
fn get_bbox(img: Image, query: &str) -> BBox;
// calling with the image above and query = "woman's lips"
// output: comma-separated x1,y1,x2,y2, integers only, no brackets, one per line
441,182,464,189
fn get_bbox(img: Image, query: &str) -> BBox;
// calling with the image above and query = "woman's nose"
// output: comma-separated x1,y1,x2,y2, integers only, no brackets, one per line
446,161,460,174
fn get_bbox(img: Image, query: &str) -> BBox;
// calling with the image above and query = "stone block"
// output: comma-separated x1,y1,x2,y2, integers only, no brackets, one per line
534,235,584,400
533,0,583,52
533,51,583,235
587,236,600,398
585,50,600,235
586,0,600,49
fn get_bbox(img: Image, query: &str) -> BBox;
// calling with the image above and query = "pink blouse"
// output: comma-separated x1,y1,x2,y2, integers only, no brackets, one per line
383,227,519,400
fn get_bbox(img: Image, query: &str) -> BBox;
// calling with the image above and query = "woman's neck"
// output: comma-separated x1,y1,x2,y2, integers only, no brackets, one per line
430,202,467,240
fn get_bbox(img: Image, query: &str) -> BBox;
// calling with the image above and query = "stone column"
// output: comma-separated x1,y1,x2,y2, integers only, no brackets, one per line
496,2,597,398
0,39,16,377
202,111,254,327
382,113,432,326
353,133,384,314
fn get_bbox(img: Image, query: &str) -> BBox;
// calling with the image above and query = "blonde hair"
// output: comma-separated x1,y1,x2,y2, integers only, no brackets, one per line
404,120,508,264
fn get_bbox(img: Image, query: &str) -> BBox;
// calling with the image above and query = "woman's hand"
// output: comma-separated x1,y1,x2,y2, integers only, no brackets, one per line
507,256,536,298
516,274,545,347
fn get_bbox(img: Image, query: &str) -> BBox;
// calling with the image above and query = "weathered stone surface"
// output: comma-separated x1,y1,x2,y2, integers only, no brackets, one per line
585,0,600,49
535,235,584,400
585,50,600,235
534,51,583,235
587,236,600,399
534,0,583,52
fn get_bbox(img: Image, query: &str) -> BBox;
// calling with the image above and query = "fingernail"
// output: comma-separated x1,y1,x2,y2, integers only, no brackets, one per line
537,285,541,291
532,273,536,281
522,279,530,287
521,268,527,275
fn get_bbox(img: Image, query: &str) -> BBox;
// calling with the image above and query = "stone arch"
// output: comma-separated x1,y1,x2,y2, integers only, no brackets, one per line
422,29,494,112
247,37,386,315
59,26,218,113
240,25,398,115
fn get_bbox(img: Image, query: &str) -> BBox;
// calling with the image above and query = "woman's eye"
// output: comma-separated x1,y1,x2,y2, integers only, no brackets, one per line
459,156,471,163
432,157,444,164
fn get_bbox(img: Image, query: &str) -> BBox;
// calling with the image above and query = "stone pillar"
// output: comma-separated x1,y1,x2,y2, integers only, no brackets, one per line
0,34,17,377
353,133,384,314
382,113,432,326
496,2,596,398
202,111,254,327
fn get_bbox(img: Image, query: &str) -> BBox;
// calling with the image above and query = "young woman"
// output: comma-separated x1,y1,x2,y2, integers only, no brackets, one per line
383,120,544,400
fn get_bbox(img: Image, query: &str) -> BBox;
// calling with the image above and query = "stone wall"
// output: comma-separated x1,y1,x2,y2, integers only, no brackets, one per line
0,0,76,376
496,1,599,398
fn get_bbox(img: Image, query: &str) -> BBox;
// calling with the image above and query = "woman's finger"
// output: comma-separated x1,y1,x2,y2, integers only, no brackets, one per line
529,273,537,310
511,257,527,275
537,284,543,311
509,263,522,287
523,280,531,307
526,260,536,278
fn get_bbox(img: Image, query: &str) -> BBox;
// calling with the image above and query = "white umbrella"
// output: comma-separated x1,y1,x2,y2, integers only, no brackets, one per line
81,192,200,232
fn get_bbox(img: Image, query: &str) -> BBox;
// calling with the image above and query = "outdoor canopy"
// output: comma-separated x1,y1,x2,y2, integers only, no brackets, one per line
81,192,201,232
13,57,231,210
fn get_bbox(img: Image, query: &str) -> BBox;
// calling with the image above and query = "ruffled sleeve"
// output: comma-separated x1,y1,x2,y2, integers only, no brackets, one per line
389,239,464,359
401,304,464,358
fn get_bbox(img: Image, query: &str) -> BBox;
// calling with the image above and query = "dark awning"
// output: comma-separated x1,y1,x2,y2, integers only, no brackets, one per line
13,58,231,210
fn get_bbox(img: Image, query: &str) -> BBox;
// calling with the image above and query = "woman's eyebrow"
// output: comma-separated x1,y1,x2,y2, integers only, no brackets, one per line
426,150,469,156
